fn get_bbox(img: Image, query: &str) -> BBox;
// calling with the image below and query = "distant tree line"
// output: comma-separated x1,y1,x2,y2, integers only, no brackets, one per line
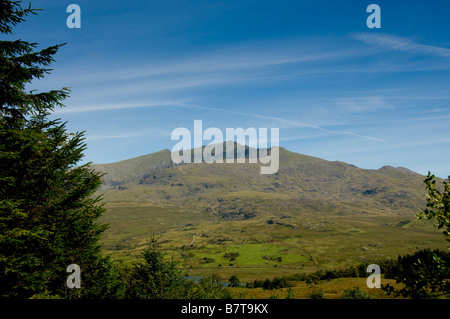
246,276,292,290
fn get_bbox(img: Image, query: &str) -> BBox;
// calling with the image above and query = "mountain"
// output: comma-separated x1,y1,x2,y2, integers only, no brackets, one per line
90,149,174,189
91,144,447,271
90,144,429,220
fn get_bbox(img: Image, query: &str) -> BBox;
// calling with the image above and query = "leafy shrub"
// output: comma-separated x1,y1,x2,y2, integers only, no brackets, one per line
340,286,374,299
308,290,325,299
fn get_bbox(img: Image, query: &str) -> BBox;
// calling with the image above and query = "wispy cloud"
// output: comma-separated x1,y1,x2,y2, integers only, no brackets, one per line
180,103,387,143
63,40,358,85
44,35,450,109
45,38,368,101
353,33,450,58
86,128,171,141
334,96,393,113
386,114,450,124
422,108,449,114
53,100,183,114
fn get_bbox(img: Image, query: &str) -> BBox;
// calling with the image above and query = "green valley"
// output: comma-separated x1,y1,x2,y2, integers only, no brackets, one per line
93,144,447,283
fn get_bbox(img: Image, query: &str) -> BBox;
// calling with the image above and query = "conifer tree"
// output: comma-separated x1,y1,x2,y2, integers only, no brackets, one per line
0,1,117,298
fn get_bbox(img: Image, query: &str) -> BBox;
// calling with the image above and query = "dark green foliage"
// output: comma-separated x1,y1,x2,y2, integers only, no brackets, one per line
417,172,450,243
381,173,450,299
228,275,241,287
194,274,232,299
123,241,231,299
223,252,239,261
272,276,290,289
123,241,190,299
246,276,291,290
381,249,450,298
308,289,325,299
262,279,273,290
0,1,67,115
201,257,215,264
0,1,115,298
246,279,262,289
340,286,374,299
383,249,450,280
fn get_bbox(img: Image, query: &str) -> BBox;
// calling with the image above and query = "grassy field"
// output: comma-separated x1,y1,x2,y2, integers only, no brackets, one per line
98,189,448,283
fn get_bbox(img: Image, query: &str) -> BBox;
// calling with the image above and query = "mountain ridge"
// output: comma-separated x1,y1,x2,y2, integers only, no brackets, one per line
90,144,422,186
90,144,429,221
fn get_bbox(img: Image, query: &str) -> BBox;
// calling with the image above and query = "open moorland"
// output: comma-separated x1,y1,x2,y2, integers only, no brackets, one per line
92,145,447,291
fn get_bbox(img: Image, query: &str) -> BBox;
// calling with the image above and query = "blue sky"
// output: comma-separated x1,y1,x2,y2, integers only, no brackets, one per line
7,0,450,177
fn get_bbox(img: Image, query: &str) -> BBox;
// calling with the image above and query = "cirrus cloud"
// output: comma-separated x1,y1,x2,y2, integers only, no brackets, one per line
353,33,450,58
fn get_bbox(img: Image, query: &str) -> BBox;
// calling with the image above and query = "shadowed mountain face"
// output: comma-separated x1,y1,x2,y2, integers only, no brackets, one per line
90,143,429,220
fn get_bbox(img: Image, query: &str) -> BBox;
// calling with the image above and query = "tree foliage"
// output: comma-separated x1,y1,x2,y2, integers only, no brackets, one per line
123,238,231,299
228,275,241,288
381,249,450,298
123,239,190,299
417,172,450,243
0,0,116,298
340,286,374,299
381,173,450,298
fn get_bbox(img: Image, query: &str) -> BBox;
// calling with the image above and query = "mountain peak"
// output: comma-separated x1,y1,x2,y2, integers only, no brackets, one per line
378,165,420,175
